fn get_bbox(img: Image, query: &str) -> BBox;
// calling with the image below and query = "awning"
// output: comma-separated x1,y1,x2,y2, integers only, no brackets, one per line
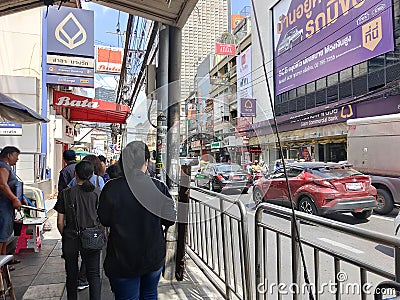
53,91,130,124
0,93,49,124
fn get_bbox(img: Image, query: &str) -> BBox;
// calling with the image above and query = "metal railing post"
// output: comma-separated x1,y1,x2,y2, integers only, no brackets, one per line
291,217,301,300
255,206,263,300
237,200,253,300
220,197,232,299
395,246,400,283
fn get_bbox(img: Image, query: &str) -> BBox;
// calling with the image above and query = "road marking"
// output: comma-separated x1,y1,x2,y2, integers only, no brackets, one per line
370,215,395,222
318,238,364,254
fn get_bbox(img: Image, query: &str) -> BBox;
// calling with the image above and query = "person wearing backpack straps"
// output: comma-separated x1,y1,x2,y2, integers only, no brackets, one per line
55,160,102,300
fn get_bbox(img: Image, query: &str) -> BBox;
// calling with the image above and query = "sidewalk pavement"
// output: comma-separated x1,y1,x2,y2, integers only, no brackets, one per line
10,205,221,299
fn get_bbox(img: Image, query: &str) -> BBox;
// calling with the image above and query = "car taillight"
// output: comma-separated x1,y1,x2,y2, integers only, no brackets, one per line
216,174,224,181
247,173,252,180
314,179,335,189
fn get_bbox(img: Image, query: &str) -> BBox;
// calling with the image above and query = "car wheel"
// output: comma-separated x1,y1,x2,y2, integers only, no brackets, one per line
351,210,373,220
253,188,264,205
298,197,318,215
375,189,394,215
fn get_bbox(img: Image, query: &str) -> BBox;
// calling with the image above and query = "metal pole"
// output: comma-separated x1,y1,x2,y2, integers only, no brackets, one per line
176,165,190,280
166,25,181,190
156,24,169,182
291,217,301,300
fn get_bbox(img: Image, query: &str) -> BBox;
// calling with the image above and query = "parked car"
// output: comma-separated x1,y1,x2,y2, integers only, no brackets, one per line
277,26,303,55
253,162,377,219
195,163,252,193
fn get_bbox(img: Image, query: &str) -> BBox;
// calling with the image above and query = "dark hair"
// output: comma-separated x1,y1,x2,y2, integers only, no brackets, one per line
106,164,122,179
0,146,21,158
83,155,104,176
75,161,95,192
120,141,150,176
98,155,107,163
63,150,76,161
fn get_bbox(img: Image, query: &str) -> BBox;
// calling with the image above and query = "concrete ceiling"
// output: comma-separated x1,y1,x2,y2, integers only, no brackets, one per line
0,0,197,28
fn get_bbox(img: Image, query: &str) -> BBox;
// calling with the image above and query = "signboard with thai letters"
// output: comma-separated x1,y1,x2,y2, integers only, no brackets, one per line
0,122,22,136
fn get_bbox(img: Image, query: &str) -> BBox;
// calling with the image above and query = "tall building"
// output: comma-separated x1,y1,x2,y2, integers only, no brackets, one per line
95,87,116,102
180,0,229,146
181,0,228,98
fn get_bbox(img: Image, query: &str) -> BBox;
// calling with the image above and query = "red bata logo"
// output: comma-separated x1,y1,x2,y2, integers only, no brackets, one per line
55,96,100,108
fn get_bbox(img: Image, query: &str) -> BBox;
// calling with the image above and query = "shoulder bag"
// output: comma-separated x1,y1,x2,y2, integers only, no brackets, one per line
64,189,105,250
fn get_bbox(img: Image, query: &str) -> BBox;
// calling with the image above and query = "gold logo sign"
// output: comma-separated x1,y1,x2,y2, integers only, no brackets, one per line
244,99,253,108
55,12,87,50
362,16,382,51
340,105,353,119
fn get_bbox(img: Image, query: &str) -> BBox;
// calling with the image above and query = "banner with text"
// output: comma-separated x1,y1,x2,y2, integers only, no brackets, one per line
273,0,394,95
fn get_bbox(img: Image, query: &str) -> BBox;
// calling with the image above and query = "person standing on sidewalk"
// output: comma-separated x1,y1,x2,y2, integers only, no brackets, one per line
0,146,22,257
98,141,176,300
55,160,102,300
58,150,77,192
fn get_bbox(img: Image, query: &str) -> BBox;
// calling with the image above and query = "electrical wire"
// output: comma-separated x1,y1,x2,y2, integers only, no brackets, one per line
251,0,315,299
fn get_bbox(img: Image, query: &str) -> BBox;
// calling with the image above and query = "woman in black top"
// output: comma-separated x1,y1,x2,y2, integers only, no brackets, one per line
98,141,176,300
55,160,102,300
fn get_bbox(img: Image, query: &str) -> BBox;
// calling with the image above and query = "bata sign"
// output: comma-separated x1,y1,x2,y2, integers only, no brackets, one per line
55,95,100,108
95,46,123,74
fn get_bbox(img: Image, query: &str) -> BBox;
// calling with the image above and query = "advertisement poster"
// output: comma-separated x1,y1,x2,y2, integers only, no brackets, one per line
237,46,253,115
273,0,394,95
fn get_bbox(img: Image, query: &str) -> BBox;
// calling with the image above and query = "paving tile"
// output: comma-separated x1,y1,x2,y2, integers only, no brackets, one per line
31,271,66,285
39,262,65,274
9,274,34,287
13,265,42,276
13,286,29,300
22,283,65,299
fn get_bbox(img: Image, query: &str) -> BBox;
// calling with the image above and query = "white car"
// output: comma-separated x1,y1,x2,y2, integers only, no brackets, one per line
277,26,303,55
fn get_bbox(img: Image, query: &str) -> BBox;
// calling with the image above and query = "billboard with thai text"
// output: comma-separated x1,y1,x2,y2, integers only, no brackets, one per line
273,0,394,95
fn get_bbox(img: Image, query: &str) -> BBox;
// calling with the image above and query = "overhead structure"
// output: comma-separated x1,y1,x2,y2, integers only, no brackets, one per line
0,0,197,28
0,93,49,124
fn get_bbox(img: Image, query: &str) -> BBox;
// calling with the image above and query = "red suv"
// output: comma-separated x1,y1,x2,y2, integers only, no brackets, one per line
253,162,377,219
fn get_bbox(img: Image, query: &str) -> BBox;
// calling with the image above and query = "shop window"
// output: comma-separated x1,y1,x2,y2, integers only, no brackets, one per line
368,56,384,73
386,63,400,82
288,89,296,100
368,70,385,91
289,99,297,112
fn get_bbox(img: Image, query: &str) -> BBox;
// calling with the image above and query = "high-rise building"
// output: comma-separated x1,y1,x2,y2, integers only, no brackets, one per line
95,87,115,102
180,0,229,145
181,0,228,98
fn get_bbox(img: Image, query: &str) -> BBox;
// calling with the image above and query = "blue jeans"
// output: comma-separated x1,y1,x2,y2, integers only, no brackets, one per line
109,267,163,300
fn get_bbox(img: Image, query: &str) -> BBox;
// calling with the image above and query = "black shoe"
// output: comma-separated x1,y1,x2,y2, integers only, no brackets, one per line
77,280,89,291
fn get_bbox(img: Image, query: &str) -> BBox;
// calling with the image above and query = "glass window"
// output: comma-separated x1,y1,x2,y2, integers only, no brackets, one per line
316,78,326,90
310,166,363,178
368,56,385,72
340,67,352,81
327,73,338,85
215,164,242,172
353,62,368,76
306,82,315,93
297,85,306,96
288,89,296,100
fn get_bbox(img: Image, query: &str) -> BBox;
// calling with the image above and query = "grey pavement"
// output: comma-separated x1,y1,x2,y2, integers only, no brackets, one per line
9,208,222,300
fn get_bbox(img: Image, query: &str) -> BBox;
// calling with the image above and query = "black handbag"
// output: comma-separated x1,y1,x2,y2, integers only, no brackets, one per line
80,226,105,250
63,189,105,250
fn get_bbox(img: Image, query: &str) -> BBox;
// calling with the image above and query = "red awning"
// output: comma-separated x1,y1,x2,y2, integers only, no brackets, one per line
53,91,130,124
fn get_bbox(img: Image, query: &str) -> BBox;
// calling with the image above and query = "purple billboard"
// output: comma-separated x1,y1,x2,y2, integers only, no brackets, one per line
273,0,394,95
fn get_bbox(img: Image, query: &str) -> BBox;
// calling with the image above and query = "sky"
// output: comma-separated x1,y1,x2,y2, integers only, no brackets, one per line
81,0,250,124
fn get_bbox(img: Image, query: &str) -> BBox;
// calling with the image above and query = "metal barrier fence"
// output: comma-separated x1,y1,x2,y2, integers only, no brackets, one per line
187,186,252,300
255,203,400,300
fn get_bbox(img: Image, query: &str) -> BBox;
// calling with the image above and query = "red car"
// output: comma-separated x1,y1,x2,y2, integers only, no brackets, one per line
253,162,377,219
